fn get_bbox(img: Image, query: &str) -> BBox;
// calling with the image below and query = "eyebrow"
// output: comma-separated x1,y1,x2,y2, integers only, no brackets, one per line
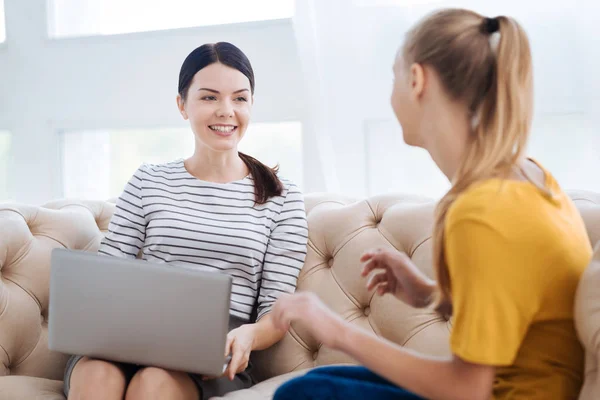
198,88,250,94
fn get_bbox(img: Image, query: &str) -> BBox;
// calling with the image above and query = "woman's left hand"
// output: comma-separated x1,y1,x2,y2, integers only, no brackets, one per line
271,292,346,349
222,324,256,380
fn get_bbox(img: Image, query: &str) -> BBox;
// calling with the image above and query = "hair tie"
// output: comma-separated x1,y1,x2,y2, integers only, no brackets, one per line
482,17,500,34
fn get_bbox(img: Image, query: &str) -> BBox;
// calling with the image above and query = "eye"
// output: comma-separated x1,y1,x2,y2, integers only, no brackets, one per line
235,96,248,102
201,96,217,101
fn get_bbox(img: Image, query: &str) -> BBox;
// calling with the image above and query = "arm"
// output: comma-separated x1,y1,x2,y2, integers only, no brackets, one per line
255,183,308,321
335,323,494,400
235,313,286,352
273,211,534,399
224,183,308,379
99,166,146,258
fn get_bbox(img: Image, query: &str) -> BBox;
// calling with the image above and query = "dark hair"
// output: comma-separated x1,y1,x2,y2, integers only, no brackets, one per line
178,42,283,204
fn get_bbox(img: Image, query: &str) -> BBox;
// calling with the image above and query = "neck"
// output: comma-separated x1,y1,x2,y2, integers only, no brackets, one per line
423,103,471,182
185,144,248,183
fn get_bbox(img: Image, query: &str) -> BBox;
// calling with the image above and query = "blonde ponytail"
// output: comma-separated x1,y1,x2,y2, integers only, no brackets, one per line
403,10,533,319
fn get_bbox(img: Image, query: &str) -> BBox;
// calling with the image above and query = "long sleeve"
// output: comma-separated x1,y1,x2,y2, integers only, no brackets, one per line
256,183,308,320
99,165,146,259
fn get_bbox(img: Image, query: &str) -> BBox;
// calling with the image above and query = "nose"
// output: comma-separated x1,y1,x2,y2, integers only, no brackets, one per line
216,99,234,118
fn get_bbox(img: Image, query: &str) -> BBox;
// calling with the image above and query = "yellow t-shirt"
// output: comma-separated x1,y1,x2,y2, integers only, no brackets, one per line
445,162,592,400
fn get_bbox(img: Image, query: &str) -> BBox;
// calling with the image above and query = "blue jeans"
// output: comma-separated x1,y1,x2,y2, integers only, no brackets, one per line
273,366,424,400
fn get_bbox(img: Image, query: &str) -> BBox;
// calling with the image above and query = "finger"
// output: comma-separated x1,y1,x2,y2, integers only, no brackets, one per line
228,345,244,381
366,271,388,291
224,334,233,357
361,258,376,276
359,251,375,263
377,282,390,296
237,353,250,374
362,257,384,277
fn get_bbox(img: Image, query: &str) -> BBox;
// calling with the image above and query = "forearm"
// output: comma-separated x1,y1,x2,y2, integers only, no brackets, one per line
249,313,287,351
335,324,491,400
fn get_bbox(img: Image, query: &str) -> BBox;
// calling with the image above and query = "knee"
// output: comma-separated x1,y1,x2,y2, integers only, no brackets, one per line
69,359,126,398
126,367,185,399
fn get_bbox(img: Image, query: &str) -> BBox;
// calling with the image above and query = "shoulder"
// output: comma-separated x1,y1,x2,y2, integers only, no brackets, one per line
139,159,185,174
130,159,187,180
276,176,304,205
447,178,531,231
279,176,303,196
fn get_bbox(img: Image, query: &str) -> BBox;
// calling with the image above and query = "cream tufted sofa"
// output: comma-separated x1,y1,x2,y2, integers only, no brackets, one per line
0,192,599,400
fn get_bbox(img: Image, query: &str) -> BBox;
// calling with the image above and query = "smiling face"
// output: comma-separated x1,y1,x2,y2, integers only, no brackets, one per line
177,62,253,153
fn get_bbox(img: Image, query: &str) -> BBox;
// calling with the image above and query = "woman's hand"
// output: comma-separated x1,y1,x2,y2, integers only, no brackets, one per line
222,324,255,381
361,247,436,308
271,292,346,350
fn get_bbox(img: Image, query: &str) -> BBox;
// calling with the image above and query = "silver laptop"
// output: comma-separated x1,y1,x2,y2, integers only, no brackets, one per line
48,248,233,377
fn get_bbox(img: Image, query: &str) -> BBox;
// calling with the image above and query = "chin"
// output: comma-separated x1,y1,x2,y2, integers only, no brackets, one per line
209,141,238,153
400,126,416,147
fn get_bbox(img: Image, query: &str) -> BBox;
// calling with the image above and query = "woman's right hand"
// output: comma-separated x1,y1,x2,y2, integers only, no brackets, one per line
361,248,436,308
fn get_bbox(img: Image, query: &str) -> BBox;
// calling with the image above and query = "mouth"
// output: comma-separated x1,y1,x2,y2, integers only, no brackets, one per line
208,124,238,136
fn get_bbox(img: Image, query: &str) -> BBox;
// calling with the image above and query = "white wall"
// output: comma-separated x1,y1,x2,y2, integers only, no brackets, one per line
293,0,600,199
0,0,319,204
1,0,598,204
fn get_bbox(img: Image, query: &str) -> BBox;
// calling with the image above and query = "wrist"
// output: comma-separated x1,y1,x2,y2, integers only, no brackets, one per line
331,317,354,352
241,323,260,351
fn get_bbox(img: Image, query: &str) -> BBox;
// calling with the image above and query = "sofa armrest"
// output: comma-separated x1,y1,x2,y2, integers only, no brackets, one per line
575,243,600,400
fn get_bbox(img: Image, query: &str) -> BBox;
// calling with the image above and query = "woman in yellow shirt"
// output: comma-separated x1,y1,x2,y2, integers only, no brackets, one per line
271,8,592,400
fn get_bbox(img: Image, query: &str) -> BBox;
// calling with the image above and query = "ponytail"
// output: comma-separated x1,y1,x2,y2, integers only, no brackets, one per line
403,9,534,319
239,152,284,204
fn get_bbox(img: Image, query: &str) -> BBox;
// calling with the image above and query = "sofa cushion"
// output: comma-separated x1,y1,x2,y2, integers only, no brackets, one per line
211,369,310,400
0,376,64,400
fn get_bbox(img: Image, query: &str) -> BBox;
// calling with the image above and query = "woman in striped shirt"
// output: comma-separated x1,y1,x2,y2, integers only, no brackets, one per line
64,42,308,400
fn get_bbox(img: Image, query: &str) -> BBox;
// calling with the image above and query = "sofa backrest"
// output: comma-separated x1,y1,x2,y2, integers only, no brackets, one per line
0,192,598,385
252,190,600,384
0,200,113,380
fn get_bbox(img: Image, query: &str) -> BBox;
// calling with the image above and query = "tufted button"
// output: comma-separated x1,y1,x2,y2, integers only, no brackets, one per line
312,351,318,360
327,258,334,268
364,306,371,316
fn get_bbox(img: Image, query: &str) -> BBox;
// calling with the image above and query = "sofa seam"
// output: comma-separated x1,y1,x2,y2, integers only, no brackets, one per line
329,264,362,310
410,236,432,258
365,199,378,221
4,276,43,313
10,322,44,370
0,343,10,367
401,318,445,347
288,328,311,352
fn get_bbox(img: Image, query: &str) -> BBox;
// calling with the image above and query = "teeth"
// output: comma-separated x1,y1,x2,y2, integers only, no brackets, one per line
210,125,235,133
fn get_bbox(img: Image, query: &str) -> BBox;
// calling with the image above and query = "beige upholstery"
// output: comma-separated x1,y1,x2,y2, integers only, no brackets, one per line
575,243,600,400
0,192,598,399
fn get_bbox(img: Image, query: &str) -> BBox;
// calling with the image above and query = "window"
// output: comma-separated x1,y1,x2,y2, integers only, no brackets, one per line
61,122,303,200
48,0,295,38
0,0,5,43
0,131,10,201
365,113,600,199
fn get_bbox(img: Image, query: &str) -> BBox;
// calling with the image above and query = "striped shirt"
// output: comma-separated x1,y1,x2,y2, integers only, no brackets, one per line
99,159,308,321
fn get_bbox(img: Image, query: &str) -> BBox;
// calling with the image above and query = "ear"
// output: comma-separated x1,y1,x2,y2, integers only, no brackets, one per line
409,63,426,102
176,94,188,120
